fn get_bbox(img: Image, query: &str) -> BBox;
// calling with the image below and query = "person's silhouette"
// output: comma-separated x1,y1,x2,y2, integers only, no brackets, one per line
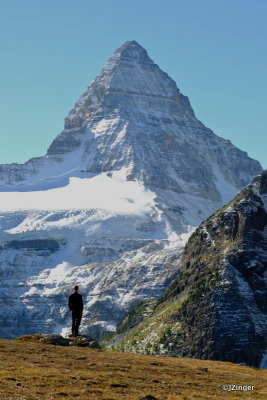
68,285,83,337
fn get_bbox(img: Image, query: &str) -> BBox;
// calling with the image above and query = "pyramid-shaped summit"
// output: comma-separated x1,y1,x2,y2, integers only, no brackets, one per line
0,40,261,201
0,41,262,340
63,39,194,132
45,40,261,201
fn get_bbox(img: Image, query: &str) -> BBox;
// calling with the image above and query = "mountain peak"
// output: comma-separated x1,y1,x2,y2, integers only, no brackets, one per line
117,40,143,50
0,42,263,350
1,41,261,201
112,40,153,65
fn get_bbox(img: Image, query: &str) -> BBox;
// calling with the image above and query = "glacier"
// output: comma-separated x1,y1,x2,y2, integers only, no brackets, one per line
0,40,262,339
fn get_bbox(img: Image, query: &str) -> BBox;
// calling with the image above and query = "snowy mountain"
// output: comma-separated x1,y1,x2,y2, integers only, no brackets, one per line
0,40,262,339
113,170,267,368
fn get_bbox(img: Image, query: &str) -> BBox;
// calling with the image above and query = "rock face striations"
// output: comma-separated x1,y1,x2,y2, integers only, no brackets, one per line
0,41,262,340
113,170,267,368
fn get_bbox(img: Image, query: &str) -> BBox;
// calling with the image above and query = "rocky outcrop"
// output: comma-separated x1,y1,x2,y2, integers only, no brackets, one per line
1,239,63,251
16,333,101,348
47,128,86,156
111,170,267,367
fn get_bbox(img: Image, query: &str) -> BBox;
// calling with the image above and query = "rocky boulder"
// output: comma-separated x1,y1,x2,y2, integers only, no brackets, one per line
16,333,101,349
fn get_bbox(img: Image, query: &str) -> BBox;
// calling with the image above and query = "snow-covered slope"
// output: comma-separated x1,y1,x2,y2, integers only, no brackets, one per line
0,41,262,339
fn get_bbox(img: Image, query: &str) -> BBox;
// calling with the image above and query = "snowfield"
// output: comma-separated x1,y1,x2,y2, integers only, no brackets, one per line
0,173,156,213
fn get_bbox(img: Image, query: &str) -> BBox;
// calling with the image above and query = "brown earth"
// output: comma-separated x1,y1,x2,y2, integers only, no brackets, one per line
0,337,266,400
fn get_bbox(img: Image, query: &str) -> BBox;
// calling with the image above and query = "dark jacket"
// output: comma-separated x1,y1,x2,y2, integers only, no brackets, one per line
68,292,83,312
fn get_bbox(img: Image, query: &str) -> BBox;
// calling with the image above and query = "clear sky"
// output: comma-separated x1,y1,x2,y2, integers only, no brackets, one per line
0,0,266,167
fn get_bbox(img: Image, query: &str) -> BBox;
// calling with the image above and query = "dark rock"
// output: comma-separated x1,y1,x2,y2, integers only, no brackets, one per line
39,334,69,346
68,335,101,349
87,340,101,349
47,130,83,155
110,383,129,388
4,239,62,251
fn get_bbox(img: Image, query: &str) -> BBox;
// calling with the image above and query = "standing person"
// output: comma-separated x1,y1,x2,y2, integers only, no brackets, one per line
68,285,83,337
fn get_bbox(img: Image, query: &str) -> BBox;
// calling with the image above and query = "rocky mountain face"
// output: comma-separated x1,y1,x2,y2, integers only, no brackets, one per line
0,41,262,340
112,170,267,368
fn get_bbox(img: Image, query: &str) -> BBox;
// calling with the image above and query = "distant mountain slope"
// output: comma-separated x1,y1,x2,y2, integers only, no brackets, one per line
0,41,262,339
111,170,267,368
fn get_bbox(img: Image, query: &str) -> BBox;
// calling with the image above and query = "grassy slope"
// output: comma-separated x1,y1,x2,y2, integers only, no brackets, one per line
0,338,267,400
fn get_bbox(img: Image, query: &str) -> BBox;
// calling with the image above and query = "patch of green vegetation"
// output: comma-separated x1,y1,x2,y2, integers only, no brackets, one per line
116,298,155,334
198,253,213,263
116,340,126,352
158,276,180,303
159,325,172,344
112,298,184,354
145,342,152,354
212,198,237,218
152,343,160,352
102,332,116,341
181,273,220,310
159,256,211,304
179,394,189,400
209,188,249,220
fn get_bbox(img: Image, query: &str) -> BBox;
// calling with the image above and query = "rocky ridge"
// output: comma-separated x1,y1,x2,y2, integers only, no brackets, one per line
110,170,267,368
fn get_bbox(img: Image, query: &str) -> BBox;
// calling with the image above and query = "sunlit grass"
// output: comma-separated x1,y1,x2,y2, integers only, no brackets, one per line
0,338,266,399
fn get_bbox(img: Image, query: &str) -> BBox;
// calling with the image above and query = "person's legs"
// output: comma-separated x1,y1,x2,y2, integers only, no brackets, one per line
71,310,76,336
74,311,82,336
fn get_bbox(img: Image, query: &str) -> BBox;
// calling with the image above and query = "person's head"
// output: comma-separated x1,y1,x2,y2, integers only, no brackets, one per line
74,285,79,292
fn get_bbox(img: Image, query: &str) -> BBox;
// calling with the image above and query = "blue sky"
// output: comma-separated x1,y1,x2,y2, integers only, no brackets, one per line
0,0,266,167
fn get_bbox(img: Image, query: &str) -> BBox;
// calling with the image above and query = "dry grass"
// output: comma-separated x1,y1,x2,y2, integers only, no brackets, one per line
0,338,266,399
